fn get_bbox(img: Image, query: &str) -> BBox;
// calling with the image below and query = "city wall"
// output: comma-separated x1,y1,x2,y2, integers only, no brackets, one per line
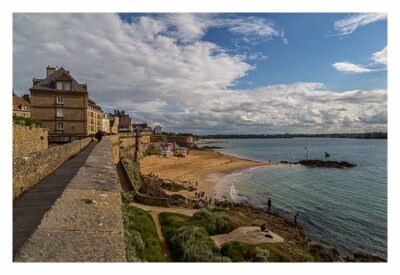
13,124,48,158
13,138,91,199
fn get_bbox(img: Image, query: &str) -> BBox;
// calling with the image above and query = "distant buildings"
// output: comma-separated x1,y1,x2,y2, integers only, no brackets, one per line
87,98,103,135
153,125,161,135
29,66,89,139
133,122,152,132
102,113,111,134
13,93,31,118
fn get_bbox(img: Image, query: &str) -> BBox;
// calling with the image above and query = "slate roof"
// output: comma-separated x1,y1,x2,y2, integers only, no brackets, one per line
30,67,87,93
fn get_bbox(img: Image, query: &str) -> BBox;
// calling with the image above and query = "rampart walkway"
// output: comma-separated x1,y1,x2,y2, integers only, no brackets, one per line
13,141,96,256
14,137,126,262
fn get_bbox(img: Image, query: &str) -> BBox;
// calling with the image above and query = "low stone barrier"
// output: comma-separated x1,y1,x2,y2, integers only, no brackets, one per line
15,137,126,262
13,124,49,158
121,159,169,207
13,138,91,199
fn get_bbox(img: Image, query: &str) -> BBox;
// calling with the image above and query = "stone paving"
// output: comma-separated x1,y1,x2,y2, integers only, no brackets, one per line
13,141,96,257
14,137,126,262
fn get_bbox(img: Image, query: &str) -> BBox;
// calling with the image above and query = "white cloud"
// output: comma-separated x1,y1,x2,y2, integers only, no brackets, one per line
332,62,373,73
334,13,386,37
13,14,386,134
372,46,387,65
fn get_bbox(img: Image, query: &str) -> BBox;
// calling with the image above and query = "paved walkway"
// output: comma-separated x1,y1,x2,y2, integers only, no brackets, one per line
13,141,96,257
211,226,284,247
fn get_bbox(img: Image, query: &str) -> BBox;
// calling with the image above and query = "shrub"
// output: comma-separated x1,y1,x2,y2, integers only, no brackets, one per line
13,115,42,127
193,208,212,220
208,212,231,235
170,225,230,262
144,143,161,156
253,247,269,262
123,159,141,190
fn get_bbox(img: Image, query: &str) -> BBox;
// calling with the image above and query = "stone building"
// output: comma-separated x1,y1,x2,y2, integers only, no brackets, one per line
153,125,161,135
102,113,111,134
29,66,89,140
87,99,103,135
13,93,31,118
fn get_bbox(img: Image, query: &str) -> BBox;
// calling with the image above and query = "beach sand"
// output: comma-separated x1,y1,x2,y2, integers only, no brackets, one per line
139,150,269,200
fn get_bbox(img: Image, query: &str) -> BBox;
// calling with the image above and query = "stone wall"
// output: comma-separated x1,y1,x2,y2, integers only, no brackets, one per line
13,138,91,199
15,137,126,262
111,134,120,164
13,124,48,158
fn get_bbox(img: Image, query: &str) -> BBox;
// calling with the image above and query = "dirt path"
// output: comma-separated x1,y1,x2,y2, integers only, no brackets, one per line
129,202,196,262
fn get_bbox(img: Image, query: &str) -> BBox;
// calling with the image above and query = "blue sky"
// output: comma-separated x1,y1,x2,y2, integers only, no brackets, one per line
13,13,387,134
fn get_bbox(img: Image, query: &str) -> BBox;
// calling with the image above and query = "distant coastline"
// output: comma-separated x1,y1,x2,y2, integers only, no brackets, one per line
196,132,387,140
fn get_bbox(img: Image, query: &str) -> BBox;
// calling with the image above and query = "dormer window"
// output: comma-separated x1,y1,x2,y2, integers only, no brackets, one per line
56,82,63,90
64,82,71,90
56,81,72,90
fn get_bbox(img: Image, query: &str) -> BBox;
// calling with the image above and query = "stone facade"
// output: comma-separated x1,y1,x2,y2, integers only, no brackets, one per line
87,99,103,135
13,138,91,198
102,113,111,133
29,66,89,137
13,124,48,158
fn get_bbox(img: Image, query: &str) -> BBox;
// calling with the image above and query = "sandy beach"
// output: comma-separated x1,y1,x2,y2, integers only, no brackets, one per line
139,150,269,199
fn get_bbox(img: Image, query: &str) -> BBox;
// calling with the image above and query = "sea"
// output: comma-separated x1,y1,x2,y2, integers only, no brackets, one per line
200,138,387,258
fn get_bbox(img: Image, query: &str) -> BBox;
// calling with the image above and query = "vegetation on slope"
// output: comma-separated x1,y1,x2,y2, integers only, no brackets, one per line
121,193,165,262
13,115,42,127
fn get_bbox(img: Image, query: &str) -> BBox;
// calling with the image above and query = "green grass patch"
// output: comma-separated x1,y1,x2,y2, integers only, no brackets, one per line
122,159,141,191
122,206,165,262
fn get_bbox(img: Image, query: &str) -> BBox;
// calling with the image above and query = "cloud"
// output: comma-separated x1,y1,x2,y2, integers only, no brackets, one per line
332,62,373,73
157,14,287,44
13,13,386,134
372,46,387,65
333,46,387,74
333,13,386,37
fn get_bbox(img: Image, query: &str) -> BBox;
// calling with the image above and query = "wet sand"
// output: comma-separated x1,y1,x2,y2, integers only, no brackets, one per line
139,149,269,199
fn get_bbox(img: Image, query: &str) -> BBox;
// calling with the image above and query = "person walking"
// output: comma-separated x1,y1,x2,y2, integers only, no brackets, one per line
294,213,299,227
267,197,272,213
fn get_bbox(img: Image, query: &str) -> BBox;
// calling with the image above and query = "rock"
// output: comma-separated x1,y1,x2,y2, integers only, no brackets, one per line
298,159,356,168
346,251,386,262
306,242,341,262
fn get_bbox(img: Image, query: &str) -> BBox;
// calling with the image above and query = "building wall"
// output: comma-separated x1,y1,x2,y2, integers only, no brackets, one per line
30,91,88,135
13,110,31,118
13,124,48,158
87,107,103,135
102,118,110,133
13,138,91,198
111,116,119,134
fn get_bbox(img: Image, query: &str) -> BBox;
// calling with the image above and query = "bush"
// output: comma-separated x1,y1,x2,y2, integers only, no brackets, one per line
123,159,141,190
144,143,161,156
253,247,269,262
126,230,145,253
193,208,231,235
13,115,42,127
221,241,269,262
170,226,230,262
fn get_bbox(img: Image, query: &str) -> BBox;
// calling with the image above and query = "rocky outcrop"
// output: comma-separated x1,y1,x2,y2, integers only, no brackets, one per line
343,251,386,262
280,159,356,168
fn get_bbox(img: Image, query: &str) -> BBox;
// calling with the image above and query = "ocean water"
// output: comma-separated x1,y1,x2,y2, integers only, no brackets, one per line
201,138,387,258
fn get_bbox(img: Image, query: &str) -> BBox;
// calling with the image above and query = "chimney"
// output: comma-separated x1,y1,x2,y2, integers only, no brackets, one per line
32,77,40,86
46,65,56,77
83,83,87,91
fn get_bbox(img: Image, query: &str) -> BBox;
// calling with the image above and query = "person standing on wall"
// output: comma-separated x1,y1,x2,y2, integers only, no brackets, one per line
267,197,272,213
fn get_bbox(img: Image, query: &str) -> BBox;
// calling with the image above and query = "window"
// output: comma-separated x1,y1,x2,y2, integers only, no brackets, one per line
64,82,71,90
57,122,64,130
56,96,64,104
56,108,64,117
56,82,63,90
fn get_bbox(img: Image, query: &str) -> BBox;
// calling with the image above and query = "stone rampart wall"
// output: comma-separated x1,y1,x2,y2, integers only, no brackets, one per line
13,124,48,158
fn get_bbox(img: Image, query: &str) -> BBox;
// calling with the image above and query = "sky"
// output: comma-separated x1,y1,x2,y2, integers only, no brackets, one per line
13,13,387,134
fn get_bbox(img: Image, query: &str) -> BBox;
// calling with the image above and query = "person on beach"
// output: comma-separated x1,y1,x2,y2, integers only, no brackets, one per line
261,223,266,231
267,198,272,213
294,213,299,227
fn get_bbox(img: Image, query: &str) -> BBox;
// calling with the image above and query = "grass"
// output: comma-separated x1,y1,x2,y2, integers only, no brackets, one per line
122,159,141,191
122,205,165,262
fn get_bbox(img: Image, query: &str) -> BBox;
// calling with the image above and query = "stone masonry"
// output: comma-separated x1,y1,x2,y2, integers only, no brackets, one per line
13,138,91,198
13,124,48,158
14,136,126,262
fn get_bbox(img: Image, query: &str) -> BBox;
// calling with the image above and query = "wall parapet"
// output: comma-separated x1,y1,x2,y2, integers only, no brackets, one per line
13,138,91,199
